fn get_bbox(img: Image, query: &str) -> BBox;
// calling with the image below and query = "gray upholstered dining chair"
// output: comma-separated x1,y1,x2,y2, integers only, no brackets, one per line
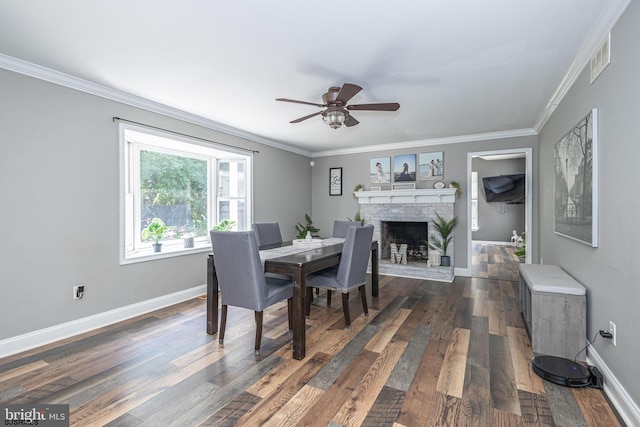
253,222,283,247
210,230,293,354
332,220,364,238
305,224,374,328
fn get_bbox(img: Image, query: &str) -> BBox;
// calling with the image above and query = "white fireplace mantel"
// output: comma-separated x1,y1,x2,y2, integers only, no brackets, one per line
354,188,456,205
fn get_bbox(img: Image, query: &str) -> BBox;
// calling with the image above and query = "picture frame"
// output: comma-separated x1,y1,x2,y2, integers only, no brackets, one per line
329,167,342,196
554,108,598,247
370,157,391,183
418,151,444,180
393,154,416,182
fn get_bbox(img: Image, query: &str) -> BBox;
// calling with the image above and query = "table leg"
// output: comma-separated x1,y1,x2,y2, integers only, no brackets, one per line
207,255,218,335
371,243,379,298
292,269,306,360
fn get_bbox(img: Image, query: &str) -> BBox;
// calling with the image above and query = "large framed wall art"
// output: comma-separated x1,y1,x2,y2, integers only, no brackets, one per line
554,108,598,247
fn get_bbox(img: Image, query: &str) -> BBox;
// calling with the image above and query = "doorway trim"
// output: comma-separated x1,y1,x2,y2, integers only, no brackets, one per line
466,147,533,271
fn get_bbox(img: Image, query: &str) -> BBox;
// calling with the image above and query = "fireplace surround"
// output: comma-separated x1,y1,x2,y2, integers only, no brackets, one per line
355,188,456,282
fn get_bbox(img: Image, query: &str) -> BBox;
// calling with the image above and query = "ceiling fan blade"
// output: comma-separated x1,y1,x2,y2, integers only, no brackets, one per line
344,115,359,127
347,102,400,111
335,83,362,105
290,111,323,123
276,98,325,107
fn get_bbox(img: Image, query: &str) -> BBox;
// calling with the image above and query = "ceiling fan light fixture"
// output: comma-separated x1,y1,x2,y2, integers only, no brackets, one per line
322,107,347,129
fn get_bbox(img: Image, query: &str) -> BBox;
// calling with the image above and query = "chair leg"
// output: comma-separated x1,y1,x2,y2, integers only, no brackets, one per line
306,287,313,317
254,311,263,354
341,293,351,328
287,298,293,330
219,305,228,344
359,285,369,317
327,289,332,307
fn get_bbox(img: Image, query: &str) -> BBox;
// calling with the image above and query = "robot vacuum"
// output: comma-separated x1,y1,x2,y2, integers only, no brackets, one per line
532,355,602,389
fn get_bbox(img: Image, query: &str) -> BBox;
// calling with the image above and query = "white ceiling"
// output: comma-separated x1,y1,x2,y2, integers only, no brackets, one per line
0,1,627,156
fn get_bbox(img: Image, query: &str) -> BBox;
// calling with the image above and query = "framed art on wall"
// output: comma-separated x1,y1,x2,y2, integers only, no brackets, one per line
329,167,342,196
554,108,598,247
419,151,444,180
370,157,391,183
393,154,416,182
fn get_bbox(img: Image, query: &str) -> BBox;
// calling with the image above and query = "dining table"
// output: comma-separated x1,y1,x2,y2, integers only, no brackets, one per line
207,238,379,360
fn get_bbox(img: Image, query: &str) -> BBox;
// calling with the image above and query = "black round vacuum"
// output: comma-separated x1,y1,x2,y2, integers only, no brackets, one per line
532,355,593,388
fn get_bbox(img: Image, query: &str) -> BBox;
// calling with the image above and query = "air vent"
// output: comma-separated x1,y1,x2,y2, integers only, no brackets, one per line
590,33,610,84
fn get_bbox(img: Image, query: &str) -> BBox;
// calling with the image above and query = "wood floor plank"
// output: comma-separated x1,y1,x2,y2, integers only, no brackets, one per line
364,308,411,353
232,352,331,426
361,385,405,426
573,387,623,427
261,384,325,427
518,389,555,426
543,380,588,426
488,299,508,336
473,289,489,317
489,334,521,416
298,349,379,427
436,327,470,398
198,390,261,426
396,337,448,426
507,326,545,395
332,340,407,426
385,325,432,392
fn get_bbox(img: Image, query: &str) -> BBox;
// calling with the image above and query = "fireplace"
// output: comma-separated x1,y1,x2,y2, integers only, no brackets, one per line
381,221,428,262
354,188,457,282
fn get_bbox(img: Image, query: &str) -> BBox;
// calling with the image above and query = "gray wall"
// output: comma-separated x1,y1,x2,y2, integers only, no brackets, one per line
0,69,311,340
472,157,526,242
311,135,538,269
538,1,640,408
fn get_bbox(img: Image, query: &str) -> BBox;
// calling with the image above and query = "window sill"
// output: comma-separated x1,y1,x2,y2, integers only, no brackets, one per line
121,242,211,265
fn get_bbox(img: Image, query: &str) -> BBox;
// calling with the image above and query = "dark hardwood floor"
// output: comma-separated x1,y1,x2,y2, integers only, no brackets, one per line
0,244,623,426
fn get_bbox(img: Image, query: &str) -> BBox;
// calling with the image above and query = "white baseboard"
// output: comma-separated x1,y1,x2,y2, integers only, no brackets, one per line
455,267,472,277
588,347,640,427
472,240,513,246
0,285,206,358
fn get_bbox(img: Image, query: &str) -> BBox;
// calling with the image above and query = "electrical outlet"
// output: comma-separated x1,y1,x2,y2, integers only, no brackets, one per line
73,285,84,300
609,321,616,346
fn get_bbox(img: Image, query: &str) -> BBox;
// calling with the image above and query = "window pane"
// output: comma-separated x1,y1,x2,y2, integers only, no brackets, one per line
140,150,208,239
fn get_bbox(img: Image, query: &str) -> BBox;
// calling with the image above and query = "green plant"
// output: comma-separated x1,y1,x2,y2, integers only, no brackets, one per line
352,183,363,198
427,211,458,257
141,218,175,243
295,214,320,239
212,219,236,231
514,232,526,258
449,181,462,199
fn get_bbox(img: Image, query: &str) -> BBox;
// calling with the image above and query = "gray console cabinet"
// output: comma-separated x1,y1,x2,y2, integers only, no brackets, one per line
518,264,587,361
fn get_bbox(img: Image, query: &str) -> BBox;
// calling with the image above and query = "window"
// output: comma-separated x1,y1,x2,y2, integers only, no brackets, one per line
120,123,252,263
471,171,479,231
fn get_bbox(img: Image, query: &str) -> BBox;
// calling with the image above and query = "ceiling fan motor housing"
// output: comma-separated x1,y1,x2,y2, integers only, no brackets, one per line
322,87,341,105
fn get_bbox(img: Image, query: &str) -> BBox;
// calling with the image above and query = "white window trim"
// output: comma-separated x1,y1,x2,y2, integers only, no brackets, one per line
119,122,252,264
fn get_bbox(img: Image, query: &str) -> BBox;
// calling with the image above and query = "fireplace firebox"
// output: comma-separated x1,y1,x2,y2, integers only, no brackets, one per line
381,221,428,262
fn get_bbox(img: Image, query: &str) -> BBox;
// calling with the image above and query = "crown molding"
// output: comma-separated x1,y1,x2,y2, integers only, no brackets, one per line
534,0,631,132
0,53,312,157
311,128,537,158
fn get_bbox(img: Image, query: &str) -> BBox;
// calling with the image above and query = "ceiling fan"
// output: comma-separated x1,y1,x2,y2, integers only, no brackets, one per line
276,83,400,129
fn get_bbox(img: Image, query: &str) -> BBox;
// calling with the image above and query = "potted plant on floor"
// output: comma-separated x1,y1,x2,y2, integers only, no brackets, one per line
428,211,458,267
142,217,175,252
212,219,236,231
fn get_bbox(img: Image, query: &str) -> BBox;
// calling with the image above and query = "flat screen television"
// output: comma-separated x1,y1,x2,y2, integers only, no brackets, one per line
482,173,525,204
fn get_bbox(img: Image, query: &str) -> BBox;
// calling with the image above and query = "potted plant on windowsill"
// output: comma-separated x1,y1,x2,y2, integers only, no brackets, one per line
141,217,175,252
428,211,458,267
212,219,236,231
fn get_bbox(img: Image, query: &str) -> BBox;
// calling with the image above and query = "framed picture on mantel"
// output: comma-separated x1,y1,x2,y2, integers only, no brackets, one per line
329,167,342,196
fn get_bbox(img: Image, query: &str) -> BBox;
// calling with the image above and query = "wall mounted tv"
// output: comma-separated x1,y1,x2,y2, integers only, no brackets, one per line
482,173,525,204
